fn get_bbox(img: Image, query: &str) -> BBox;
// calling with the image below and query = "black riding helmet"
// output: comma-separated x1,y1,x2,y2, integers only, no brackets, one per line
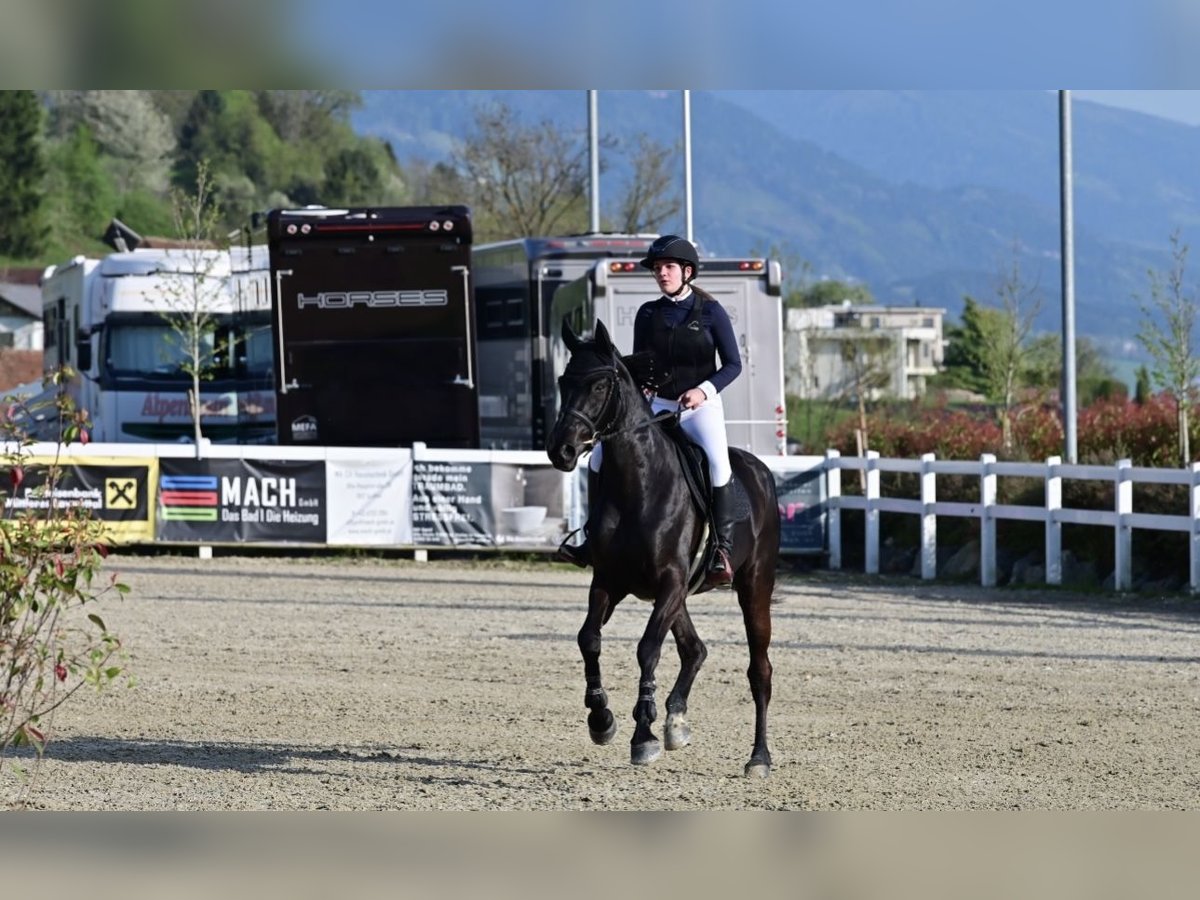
640,234,700,278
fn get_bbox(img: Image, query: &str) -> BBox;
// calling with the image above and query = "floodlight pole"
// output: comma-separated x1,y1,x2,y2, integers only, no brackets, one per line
1059,90,1078,463
588,90,600,233
683,90,694,242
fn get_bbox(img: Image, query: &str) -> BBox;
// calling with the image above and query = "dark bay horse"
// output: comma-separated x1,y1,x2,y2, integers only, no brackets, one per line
546,319,778,777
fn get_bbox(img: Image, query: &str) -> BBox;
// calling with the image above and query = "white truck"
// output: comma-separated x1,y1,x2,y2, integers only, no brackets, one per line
28,245,275,443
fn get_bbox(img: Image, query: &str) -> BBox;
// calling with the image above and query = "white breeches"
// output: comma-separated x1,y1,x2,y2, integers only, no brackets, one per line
587,392,732,487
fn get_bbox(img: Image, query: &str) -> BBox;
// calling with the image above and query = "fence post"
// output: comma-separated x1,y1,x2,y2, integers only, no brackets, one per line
825,450,841,570
1045,456,1062,586
865,450,880,575
980,453,997,587
920,453,937,580
1114,458,1133,591
1190,463,1200,594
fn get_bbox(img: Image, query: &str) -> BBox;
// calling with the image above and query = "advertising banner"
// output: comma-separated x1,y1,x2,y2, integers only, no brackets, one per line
411,459,491,546
773,466,826,555
157,457,325,543
326,454,413,545
0,456,156,543
411,459,569,549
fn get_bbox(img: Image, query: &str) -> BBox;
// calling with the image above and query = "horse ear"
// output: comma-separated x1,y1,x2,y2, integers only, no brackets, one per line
594,319,614,351
561,317,581,352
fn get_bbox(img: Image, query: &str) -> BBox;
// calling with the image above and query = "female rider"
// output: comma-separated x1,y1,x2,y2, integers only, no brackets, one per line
556,234,742,587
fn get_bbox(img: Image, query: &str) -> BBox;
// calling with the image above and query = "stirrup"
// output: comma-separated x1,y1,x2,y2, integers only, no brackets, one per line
705,548,733,587
555,529,590,568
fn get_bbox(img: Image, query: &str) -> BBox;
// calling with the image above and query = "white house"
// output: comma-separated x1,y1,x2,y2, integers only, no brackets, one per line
0,270,43,350
785,303,945,401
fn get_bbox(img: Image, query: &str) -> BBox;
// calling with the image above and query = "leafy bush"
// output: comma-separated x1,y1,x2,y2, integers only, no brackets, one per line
1,373,129,807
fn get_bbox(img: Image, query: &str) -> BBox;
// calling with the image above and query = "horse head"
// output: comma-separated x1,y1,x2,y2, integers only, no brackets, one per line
546,318,637,472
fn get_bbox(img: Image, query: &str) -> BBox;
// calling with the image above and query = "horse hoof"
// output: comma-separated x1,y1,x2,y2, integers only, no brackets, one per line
588,712,618,745
664,713,691,751
744,761,771,779
631,739,662,766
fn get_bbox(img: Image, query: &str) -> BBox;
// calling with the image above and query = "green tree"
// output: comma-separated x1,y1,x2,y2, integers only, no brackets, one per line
1024,333,1124,406
0,90,49,259
1136,231,1199,466
798,279,875,308
43,125,118,248
1134,364,1152,405
749,241,813,309
937,296,995,396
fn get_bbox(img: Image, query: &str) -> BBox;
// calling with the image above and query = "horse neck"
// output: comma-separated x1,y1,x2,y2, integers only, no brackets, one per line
598,379,672,498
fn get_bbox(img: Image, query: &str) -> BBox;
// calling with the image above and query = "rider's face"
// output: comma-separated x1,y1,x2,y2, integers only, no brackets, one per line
652,260,687,294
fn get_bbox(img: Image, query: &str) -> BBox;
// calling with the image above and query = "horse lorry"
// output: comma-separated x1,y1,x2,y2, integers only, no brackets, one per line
29,244,275,443
471,233,787,456
266,206,479,448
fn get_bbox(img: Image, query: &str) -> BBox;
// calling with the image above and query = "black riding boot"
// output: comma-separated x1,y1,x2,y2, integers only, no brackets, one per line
555,469,600,568
705,483,736,588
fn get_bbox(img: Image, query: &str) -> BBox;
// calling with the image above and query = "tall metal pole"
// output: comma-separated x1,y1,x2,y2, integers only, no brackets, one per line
683,90,694,242
1059,90,1078,463
588,90,600,233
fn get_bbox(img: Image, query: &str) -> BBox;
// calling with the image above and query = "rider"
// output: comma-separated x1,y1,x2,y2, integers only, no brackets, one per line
556,234,742,588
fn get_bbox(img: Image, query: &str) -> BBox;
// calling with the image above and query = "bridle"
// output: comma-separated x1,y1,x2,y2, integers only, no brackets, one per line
558,357,676,451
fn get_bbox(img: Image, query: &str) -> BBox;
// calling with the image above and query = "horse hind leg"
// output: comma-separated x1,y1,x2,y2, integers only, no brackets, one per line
736,563,774,778
664,606,707,751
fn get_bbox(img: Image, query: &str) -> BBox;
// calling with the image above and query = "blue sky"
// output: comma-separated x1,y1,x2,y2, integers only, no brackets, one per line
1076,91,1200,125
290,1,1200,90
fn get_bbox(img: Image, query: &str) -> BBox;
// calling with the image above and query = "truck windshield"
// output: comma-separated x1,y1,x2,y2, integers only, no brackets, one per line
105,314,273,382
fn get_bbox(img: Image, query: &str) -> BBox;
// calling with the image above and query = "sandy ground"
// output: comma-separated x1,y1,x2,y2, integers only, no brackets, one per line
5,553,1200,810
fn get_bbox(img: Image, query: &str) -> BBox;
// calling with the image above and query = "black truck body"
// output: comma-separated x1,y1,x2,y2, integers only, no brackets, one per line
267,206,479,448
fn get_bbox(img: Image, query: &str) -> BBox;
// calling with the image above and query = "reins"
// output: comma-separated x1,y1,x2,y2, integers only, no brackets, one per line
561,360,679,451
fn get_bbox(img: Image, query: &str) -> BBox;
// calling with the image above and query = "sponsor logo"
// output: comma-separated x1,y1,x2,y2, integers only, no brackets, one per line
105,477,138,510
296,290,449,310
221,476,297,508
291,414,319,442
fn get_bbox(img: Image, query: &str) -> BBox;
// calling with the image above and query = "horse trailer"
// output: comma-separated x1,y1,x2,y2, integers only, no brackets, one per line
585,254,788,456
267,206,480,448
473,232,787,456
471,233,661,451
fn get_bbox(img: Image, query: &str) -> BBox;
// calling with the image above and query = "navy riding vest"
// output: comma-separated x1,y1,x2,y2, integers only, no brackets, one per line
649,288,717,398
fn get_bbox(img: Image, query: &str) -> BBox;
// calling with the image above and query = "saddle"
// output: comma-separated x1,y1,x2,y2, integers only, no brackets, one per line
656,416,750,595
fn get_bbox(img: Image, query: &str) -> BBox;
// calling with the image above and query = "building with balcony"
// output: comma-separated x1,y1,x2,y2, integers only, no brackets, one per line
785,303,945,401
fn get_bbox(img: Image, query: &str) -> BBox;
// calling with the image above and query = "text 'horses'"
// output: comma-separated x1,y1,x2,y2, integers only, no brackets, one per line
546,319,778,777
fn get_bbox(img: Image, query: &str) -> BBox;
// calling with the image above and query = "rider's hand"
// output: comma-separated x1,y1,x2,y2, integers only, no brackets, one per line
679,388,707,410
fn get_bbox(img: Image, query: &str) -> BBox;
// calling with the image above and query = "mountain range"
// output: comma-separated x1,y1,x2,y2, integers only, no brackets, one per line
350,90,1200,367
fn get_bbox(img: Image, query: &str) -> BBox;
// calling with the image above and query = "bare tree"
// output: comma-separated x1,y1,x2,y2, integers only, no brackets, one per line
453,102,597,240
981,246,1042,454
1137,230,1199,466
158,160,229,456
840,331,895,460
610,134,680,234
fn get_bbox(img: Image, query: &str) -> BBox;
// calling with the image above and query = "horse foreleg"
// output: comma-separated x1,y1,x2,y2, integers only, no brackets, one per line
738,580,774,778
631,588,685,766
578,584,618,745
664,605,707,752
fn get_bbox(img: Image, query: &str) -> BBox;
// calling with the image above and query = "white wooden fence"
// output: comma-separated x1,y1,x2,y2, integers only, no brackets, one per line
825,450,1200,593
